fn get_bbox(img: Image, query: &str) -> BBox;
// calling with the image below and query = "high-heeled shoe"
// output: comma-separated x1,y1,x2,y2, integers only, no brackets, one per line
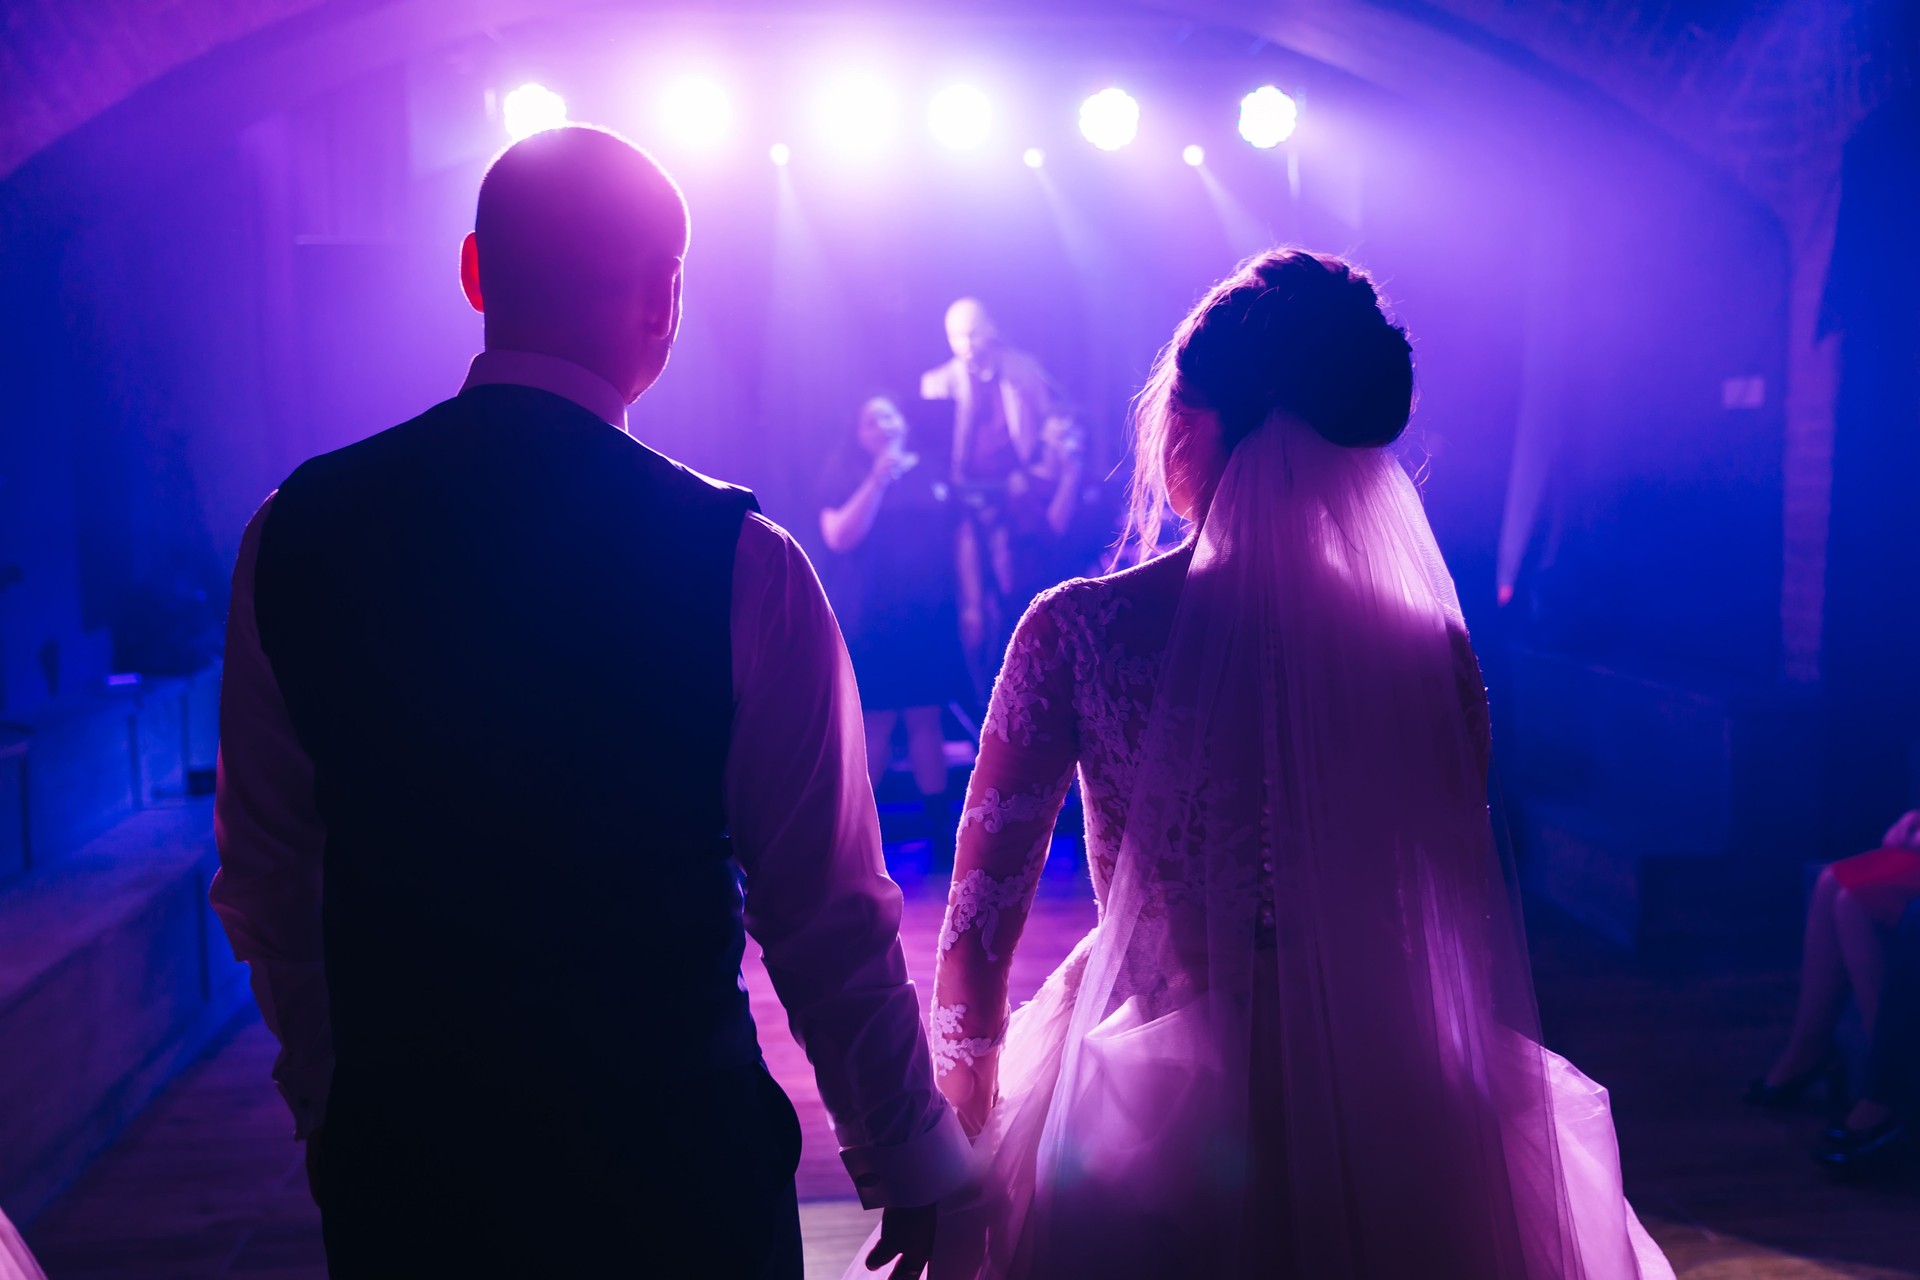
1820,1118,1889,1152
1744,1053,1843,1109
1820,1123,1861,1150
1815,1118,1913,1181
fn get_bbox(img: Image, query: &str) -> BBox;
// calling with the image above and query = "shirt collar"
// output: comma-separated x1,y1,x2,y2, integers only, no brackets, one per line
461,349,630,432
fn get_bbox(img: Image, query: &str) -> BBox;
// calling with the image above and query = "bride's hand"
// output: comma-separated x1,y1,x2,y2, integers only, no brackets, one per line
940,1062,995,1139
957,1084,993,1139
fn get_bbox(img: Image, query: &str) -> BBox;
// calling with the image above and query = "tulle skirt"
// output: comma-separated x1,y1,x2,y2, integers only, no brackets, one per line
851,927,1673,1280
0,1208,45,1280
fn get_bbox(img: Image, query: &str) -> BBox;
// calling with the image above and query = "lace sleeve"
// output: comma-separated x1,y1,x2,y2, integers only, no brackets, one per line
932,588,1081,1134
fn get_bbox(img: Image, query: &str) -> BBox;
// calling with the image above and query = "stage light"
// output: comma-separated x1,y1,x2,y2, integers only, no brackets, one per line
660,77,731,149
1183,144,1205,167
817,76,898,155
1079,88,1139,150
503,83,567,141
1023,147,1046,169
1238,86,1298,148
769,142,792,167
928,84,991,151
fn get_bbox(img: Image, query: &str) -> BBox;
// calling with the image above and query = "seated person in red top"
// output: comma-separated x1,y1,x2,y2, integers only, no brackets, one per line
1750,810,1920,1107
1817,896,1920,1176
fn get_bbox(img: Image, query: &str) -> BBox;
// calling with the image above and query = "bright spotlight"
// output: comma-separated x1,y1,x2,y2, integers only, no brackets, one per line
1022,147,1046,169
1079,87,1140,150
1238,86,1298,148
928,84,992,150
502,83,567,141
1182,144,1205,167
660,77,731,149
817,76,898,155
769,142,792,167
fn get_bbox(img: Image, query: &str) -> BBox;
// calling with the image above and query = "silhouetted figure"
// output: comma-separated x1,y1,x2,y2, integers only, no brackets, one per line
921,299,1077,692
212,126,965,1278
819,396,969,861
1817,897,1920,1177
1751,811,1920,1117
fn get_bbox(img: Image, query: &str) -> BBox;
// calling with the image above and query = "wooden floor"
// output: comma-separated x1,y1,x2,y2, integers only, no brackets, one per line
19,846,1920,1279
1529,905,1920,1276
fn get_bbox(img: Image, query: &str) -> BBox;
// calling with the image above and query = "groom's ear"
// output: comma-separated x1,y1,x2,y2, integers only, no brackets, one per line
642,256,683,341
459,232,485,313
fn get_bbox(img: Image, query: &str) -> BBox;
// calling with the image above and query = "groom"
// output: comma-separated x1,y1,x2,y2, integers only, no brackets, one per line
211,126,968,1277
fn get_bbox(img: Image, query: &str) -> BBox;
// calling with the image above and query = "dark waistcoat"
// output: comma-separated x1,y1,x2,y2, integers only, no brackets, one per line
254,384,761,1095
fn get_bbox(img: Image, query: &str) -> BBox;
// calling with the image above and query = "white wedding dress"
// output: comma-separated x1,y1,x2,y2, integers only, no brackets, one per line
852,416,1673,1279
0,1209,45,1280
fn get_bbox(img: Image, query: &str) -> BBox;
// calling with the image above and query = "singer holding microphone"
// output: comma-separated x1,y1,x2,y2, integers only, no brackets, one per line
819,396,969,865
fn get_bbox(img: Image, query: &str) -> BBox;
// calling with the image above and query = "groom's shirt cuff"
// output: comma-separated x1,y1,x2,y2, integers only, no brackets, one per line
841,1106,972,1210
837,1113,967,1212
211,493,336,1141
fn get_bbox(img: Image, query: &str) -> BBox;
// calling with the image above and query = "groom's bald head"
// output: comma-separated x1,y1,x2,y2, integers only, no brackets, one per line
461,126,690,401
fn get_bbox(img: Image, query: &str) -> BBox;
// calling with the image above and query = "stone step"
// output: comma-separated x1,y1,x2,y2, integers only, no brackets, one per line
1503,645,1819,859
0,671,215,887
1517,799,1799,958
0,802,247,1220
5,690,141,873
1501,645,1820,955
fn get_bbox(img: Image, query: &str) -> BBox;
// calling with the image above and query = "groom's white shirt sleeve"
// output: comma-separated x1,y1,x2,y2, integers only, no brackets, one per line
211,492,333,1141
213,351,969,1202
726,512,972,1210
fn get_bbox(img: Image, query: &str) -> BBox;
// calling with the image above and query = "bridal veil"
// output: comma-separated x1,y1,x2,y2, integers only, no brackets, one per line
927,415,1671,1279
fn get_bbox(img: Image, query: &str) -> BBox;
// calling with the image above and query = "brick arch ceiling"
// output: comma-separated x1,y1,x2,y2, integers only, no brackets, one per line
0,0,1905,229
1206,0,1908,242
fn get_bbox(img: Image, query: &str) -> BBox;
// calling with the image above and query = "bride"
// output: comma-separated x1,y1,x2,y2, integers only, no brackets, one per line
861,249,1674,1279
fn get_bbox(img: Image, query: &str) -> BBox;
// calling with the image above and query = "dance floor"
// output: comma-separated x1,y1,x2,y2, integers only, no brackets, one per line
19,843,1920,1279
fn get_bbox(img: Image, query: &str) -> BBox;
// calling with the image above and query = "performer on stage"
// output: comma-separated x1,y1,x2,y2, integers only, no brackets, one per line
1004,411,1092,607
920,298,1077,692
819,396,970,863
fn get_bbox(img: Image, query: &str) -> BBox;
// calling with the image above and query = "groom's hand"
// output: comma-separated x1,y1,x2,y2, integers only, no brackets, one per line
866,1203,936,1278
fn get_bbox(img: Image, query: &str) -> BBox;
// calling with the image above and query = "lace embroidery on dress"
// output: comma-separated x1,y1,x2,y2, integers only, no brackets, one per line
960,770,1076,834
981,597,1073,748
939,768,1076,961
929,1000,1004,1076
939,840,1046,963
1049,585,1162,894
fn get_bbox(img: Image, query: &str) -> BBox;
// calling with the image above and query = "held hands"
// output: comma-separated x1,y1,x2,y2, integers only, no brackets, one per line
955,1089,992,1142
941,1060,996,1140
866,1203,937,1279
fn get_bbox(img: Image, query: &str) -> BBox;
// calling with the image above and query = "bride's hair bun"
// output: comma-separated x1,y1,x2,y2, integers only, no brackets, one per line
1174,250,1412,449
